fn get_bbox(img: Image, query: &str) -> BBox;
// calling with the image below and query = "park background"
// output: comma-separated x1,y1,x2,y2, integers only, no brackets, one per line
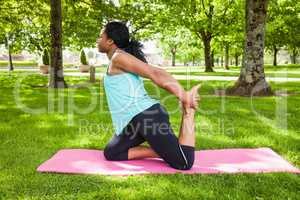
0,0,299,199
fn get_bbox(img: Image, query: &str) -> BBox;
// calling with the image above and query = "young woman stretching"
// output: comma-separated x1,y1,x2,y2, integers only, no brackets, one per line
97,21,201,170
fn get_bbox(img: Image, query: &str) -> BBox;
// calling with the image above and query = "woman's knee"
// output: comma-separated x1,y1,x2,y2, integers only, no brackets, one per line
181,145,195,170
103,145,117,160
184,159,195,170
169,145,195,170
169,159,194,170
103,144,128,161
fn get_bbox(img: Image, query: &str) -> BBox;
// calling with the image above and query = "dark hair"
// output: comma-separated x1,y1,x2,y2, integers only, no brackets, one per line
104,21,148,63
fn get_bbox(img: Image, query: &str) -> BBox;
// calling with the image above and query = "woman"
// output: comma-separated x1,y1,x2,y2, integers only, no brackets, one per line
97,21,201,170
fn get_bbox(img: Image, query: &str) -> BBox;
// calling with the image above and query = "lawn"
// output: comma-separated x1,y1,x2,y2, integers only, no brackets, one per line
0,61,83,68
0,71,299,200
0,61,38,67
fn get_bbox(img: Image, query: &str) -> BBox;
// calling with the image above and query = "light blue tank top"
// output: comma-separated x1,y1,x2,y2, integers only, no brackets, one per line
103,57,160,136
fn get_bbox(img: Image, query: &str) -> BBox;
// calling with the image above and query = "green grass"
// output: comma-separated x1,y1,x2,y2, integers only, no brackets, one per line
0,61,93,68
0,71,299,200
0,60,38,67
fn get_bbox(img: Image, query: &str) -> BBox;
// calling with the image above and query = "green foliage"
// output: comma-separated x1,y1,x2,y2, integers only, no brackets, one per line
80,49,88,65
42,48,50,65
264,0,300,64
0,0,298,67
266,0,289,51
135,0,245,69
156,26,203,65
0,0,49,54
282,0,300,58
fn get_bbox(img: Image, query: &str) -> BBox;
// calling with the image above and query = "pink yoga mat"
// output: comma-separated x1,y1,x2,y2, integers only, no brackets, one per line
37,147,300,176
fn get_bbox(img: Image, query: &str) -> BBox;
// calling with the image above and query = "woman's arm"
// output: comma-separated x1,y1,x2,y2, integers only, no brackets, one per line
112,51,193,107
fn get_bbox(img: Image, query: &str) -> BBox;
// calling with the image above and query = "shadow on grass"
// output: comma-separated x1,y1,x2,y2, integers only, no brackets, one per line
0,72,299,200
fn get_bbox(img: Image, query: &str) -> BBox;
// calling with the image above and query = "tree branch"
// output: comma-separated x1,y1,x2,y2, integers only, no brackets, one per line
201,0,209,17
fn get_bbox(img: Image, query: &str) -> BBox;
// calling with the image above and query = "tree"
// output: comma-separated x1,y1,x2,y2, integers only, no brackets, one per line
21,13,51,55
2,31,23,71
227,0,273,96
80,49,88,65
0,0,25,71
114,0,165,40
283,0,300,64
177,39,202,66
156,27,202,66
265,0,287,66
156,27,184,66
62,0,105,50
48,0,67,88
157,0,238,72
207,0,244,69
42,48,50,65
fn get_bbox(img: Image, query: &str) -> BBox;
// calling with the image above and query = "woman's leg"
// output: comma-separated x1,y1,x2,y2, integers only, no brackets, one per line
128,145,159,159
127,84,200,162
128,107,195,160
103,119,146,161
128,103,194,170
178,104,196,147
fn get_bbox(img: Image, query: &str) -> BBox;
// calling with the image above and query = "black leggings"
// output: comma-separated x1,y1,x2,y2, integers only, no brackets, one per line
103,103,195,170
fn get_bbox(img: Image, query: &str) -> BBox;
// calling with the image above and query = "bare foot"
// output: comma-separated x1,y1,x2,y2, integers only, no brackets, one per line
180,84,201,115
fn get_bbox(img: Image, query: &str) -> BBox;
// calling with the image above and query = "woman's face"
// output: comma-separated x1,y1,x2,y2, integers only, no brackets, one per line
97,28,113,53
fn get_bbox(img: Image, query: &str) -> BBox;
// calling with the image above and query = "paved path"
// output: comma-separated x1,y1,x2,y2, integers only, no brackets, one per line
2,67,299,73
171,74,300,82
62,72,300,82
1,68,300,82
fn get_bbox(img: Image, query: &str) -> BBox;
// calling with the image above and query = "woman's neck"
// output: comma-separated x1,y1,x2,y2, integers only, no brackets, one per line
107,47,119,60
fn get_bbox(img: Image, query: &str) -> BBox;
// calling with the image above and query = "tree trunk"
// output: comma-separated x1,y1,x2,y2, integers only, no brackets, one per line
171,52,175,66
196,3,214,72
90,66,95,82
171,47,176,66
5,37,14,71
192,56,195,66
202,35,214,72
221,56,224,66
211,49,215,67
291,47,297,64
202,3,214,72
226,0,272,96
225,44,229,70
48,0,67,88
235,53,239,67
8,45,13,71
273,45,278,66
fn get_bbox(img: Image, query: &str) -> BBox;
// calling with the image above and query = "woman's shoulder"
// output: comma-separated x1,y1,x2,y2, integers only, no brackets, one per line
110,49,135,72
113,48,128,57
111,49,135,62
